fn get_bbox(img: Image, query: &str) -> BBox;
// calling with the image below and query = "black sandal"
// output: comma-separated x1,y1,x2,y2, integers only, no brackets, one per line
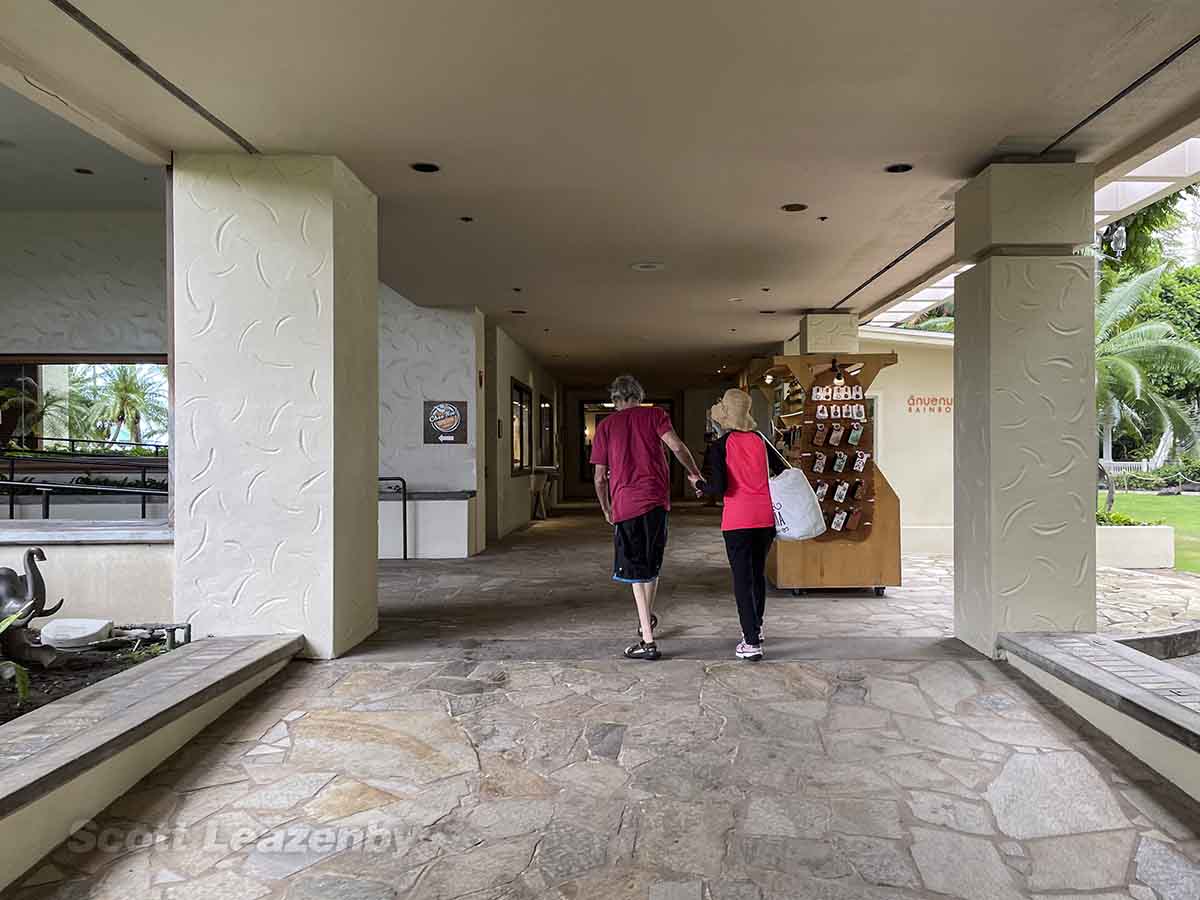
624,640,661,661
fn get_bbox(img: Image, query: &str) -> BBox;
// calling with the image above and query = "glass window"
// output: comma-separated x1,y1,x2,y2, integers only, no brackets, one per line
539,395,554,466
0,360,169,454
511,380,532,474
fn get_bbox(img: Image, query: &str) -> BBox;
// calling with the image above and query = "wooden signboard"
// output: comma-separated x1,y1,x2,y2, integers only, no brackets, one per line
747,353,902,594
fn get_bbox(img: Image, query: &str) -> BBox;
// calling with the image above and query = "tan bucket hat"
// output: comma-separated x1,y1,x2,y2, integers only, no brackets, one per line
710,388,757,432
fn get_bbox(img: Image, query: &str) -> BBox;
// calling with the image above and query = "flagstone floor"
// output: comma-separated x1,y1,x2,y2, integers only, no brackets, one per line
8,509,1200,899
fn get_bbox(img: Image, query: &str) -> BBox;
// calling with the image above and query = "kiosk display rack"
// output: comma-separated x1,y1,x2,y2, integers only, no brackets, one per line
743,353,901,595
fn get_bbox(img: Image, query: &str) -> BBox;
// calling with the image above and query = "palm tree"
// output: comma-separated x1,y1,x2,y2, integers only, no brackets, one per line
0,377,70,444
1096,264,1200,467
87,365,168,446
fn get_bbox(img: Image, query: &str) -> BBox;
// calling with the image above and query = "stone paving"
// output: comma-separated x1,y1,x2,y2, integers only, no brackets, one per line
10,656,1200,899
374,509,1200,648
7,508,1200,899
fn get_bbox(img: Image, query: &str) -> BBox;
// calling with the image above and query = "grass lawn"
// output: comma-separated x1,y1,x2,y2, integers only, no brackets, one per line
1100,491,1200,573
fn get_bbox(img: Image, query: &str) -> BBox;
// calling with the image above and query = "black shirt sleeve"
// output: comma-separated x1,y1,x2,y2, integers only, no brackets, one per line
699,434,729,496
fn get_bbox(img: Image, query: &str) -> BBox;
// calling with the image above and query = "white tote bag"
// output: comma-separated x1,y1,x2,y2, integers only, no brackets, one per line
761,435,826,541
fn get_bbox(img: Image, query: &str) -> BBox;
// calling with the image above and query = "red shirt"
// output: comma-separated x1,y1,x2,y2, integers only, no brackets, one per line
590,406,673,523
721,431,775,531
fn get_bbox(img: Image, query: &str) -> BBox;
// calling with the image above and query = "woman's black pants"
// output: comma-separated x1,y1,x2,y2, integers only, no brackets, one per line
722,527,776,645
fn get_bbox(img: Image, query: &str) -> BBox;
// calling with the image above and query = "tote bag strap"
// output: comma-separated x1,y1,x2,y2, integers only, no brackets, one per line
757,431,792,471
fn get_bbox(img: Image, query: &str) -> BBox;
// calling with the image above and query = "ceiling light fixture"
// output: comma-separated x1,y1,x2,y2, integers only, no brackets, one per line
728,297,744,303
630,261,665,272
512,287,523,293
73,167,95,175
885,163,913,174
730,328,737,333
510,309,528,315
410,162,441,173
780,203,808,212
761,287,771,292
818,216,830,222
459,216,474,223
764,374,775,385
760,310,777,315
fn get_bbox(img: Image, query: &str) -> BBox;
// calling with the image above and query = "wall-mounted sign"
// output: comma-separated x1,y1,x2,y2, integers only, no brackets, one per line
424,401,468,444
907,394,953,415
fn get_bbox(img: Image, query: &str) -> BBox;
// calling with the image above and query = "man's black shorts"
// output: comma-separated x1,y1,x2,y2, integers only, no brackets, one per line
613,506,669,583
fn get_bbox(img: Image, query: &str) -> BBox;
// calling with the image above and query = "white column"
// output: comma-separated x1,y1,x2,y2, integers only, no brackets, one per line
953,163,1097,655
172,155,378,658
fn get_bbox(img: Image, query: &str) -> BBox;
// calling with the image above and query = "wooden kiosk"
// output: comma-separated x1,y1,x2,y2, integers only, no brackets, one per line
742,353,902,595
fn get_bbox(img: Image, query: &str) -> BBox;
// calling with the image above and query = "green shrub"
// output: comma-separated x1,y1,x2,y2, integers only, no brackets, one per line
1096,510,1161,526
0,603,31,702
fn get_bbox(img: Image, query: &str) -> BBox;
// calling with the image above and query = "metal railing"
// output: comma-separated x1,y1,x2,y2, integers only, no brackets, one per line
379,476,408,560
0,479,167,520
3,447,167,520
33,436,168,456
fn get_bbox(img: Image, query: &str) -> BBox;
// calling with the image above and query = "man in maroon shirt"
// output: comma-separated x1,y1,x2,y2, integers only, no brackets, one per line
591,375,702,660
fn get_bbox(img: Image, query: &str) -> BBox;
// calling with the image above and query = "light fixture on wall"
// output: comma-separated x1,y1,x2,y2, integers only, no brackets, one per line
831,360,845,386
764,374,775,385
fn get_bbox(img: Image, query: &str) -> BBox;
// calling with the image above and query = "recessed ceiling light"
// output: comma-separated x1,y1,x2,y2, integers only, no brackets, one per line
73,167,94,175
459,216,474,223
728,297,744,303
512,287,523,293
730,328,738,333
510,309,528,315
885,163,913,174
818,216,830,222
761,287,771,293
630,261,665,272
410,162,441,173
780,203,808,212
760,310,777,315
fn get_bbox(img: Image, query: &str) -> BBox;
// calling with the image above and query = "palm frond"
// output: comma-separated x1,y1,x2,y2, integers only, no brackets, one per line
1095,263,1168,341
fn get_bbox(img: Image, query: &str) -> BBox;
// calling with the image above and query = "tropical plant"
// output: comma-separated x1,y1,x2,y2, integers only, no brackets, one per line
0,378,70,442
1100,185,1200,276
0,602,32,702
85,365,168,446
908,301,955,333
1096,264,1200,465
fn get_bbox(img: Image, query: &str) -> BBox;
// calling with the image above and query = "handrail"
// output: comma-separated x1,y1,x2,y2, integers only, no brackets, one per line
379,476,408,561
0,478,167,521
37,436,167,454
1,449,169,470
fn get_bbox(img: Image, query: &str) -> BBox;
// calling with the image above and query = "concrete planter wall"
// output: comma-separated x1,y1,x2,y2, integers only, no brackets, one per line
1097,525,1175,570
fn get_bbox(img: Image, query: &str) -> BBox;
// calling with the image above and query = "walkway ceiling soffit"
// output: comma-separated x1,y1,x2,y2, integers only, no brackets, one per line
6,3,1200,373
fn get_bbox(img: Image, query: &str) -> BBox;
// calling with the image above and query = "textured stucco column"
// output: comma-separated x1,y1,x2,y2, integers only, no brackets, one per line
953,163,1097,655
172,155,378,658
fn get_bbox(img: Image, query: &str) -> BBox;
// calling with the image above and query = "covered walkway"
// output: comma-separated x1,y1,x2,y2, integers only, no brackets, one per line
11,515,1200,899
368,509,1198,659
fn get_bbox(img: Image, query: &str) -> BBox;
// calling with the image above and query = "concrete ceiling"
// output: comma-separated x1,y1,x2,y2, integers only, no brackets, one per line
0,82,161,210
4,2,1200,384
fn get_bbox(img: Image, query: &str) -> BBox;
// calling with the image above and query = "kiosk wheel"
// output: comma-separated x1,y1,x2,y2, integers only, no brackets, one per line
873,586,886,597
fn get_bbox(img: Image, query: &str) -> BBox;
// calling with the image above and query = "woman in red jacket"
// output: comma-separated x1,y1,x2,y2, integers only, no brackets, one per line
700,389,786,660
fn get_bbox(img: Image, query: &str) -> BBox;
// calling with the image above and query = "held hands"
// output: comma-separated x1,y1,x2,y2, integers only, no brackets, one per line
688,472,704,498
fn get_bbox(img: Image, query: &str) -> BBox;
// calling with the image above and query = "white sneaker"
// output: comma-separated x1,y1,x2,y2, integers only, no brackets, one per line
736,641,763,661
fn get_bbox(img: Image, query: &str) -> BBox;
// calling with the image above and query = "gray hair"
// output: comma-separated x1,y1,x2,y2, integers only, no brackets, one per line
609,374,645,405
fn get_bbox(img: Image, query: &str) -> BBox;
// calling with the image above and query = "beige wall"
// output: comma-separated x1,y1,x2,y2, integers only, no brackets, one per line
858,331,954,549
485,324,559,541
0,543,173,623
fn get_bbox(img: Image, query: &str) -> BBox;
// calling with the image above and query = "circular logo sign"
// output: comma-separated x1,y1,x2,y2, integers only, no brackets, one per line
429,403,462,434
